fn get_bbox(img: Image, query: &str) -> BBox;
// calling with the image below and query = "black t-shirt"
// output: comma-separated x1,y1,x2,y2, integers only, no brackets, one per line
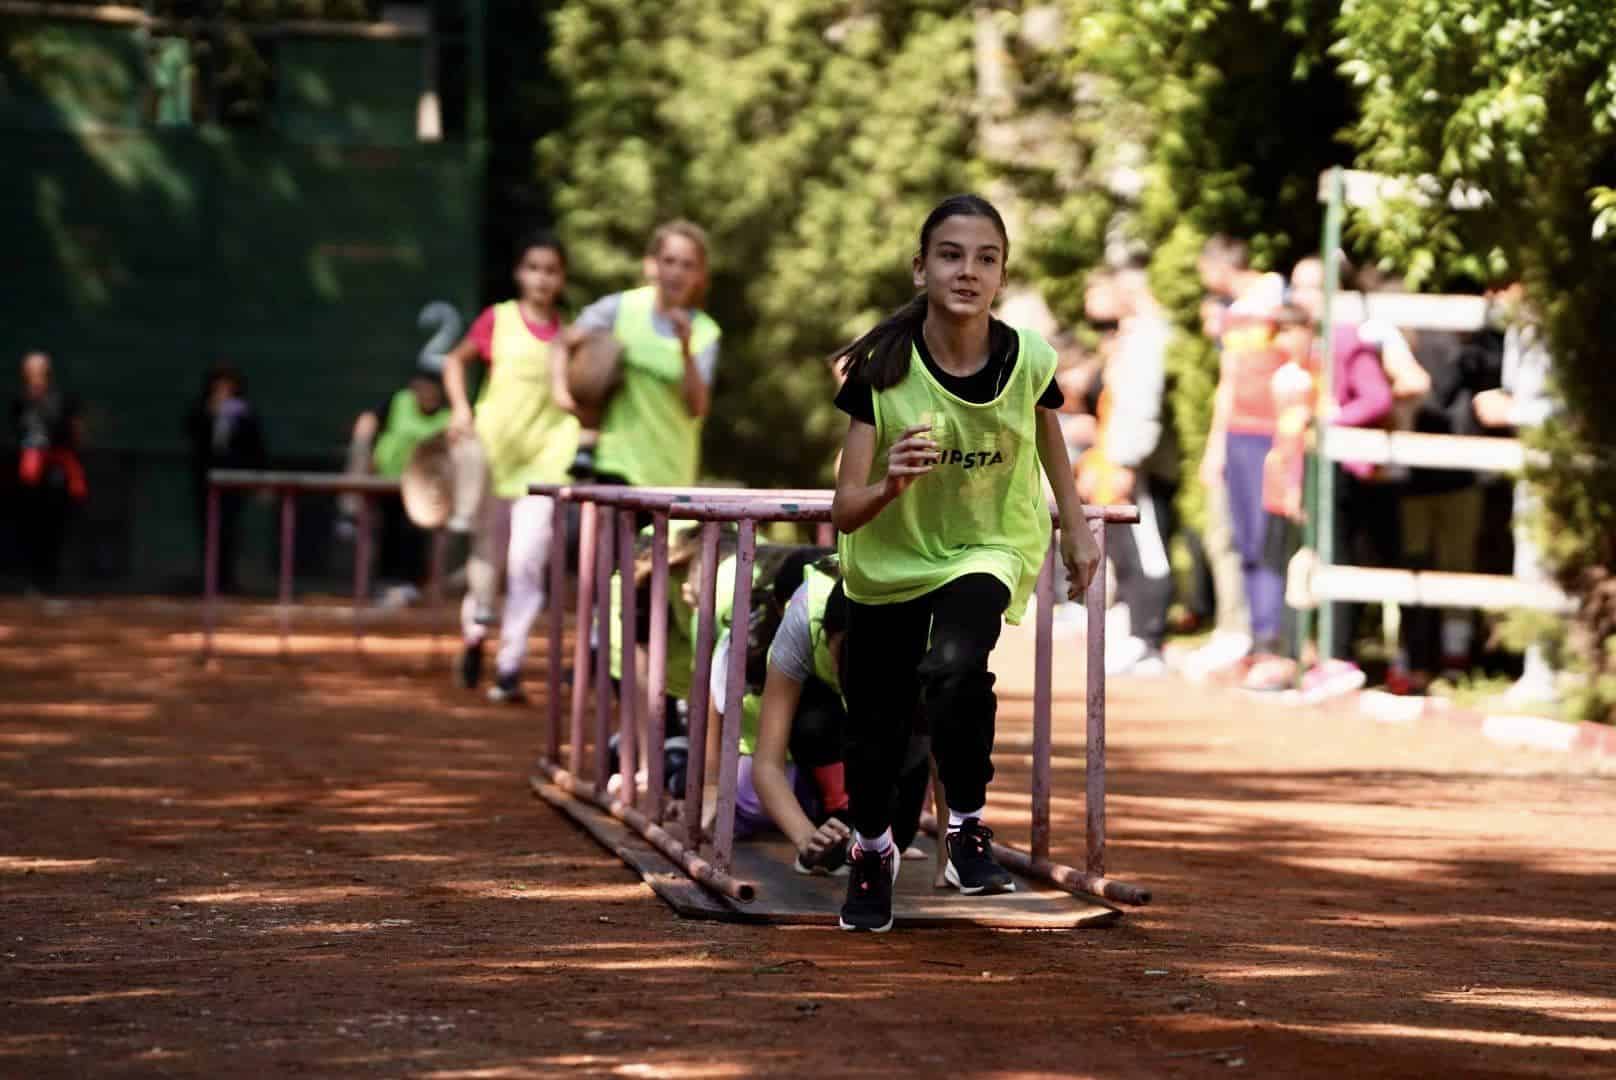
834,319,1064,424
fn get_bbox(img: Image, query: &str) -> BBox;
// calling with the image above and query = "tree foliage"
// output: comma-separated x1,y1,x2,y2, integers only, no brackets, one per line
1336,0,1616,715
541,1,977,485
1016,0,1354,528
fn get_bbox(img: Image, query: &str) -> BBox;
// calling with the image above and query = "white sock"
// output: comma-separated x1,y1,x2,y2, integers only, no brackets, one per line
853,828,894,857
947,806,985,834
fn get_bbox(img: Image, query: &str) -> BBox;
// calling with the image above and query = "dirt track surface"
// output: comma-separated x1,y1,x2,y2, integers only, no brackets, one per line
2,601,1614,1078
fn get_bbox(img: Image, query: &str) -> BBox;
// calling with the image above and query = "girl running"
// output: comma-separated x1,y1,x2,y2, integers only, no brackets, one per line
830,194,1103,932
442,231,580,702
565,221,720,487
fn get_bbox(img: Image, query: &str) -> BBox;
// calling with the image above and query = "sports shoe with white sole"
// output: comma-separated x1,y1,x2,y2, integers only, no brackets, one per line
839,844,899,932
945,819,1015,895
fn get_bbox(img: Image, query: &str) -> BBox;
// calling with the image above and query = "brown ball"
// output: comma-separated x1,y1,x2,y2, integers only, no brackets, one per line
568,332,624,429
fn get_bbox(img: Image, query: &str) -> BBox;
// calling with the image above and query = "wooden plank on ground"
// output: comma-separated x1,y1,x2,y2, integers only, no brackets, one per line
531,775,1121,930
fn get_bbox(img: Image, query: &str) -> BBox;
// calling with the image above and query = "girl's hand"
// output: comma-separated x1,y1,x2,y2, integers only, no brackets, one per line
800,817,851,863
881,424,939,498
552,382,578,416
1061,522,1103,600
668,308,694,353
449,406,476,442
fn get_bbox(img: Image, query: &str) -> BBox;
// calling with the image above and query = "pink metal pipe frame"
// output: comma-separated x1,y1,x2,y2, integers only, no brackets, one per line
616,509,640,804
593,508,616,794
643,513,671,819
532,483,1146,906
201,470,407,661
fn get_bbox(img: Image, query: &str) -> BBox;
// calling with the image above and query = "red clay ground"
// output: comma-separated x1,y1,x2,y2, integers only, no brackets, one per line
2,599,1613,1078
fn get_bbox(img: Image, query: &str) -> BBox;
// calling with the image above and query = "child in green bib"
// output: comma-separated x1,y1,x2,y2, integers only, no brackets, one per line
829,194,1103,933
441,231,580,703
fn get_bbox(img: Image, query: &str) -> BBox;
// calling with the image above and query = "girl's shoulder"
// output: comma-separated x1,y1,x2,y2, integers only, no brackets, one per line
1000,321,1058,375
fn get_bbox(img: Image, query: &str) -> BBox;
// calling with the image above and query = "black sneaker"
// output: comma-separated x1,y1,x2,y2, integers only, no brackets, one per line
488,672,526,704
945,819,1016,895
456,642,484,690
838,845,898,932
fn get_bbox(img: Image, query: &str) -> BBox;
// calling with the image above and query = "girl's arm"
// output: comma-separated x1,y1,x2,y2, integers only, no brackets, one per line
667,310,711,418
1037,408,1102,599
441,337,482,439
752,665,820,853
1198,359,1233,488
1333,347,1393,428
830,418,937,533
549,335,578,416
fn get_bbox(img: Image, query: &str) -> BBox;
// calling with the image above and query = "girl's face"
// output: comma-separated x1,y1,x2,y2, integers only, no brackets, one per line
914,214,1006,321
515,247,565,309
654,235,706,310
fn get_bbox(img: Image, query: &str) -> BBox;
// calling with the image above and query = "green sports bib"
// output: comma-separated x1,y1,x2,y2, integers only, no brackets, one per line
594,287,721,487
371,387,450,479
838,327,1056,624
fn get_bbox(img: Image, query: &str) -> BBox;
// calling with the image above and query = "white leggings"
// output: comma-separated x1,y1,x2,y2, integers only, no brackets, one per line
461,493,555,677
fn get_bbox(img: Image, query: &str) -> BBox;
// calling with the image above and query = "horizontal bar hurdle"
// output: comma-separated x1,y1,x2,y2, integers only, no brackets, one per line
531,483,1150,910
202,469,451,661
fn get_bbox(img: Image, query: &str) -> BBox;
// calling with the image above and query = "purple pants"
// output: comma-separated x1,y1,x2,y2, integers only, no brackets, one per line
1224,432,1284,649
733,755,822,840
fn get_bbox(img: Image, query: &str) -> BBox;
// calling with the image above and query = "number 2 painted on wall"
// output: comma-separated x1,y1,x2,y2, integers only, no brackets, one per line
417,301,463,373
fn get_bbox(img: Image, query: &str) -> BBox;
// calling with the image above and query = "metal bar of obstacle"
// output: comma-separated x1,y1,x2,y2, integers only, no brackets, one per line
352,494,372,648
644,512,671,820
616,509,640,801
1085,515,1109,879
530,484,1148,906
682,522,722,843
711,516,757,874
1031,540,1055,860
536,760,754,902
593,505,615,793
202,482,221,660
568,500,597,776
278,491,296,655
546,504,566,764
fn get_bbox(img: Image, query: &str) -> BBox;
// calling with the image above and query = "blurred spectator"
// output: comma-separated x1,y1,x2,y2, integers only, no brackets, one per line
1371,279,1504,690
1195,254,1288,672
1279,257,1402,689
1472,283,1559,705
342,372,451,600
11,351,85,594
1179,236,1263,680
186,364,266,594
1079,266,1178,675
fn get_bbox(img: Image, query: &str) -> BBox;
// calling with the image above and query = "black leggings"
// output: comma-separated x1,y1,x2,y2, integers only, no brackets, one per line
841,573,1008,838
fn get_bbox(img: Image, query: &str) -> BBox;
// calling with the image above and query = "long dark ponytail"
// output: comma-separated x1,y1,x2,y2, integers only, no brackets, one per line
832,193,1010,391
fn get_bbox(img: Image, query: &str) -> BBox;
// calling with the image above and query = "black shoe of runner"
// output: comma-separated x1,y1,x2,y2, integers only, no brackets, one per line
945,819,1016,895
456,642,484,690
487,672,526,704
838,845,898,932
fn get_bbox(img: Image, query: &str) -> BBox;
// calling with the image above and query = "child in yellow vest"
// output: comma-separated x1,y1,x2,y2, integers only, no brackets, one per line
564,221,721,487
829,194,1103,932
441,231,580,702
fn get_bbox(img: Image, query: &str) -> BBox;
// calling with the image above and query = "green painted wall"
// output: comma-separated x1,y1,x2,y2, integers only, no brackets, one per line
1,18,481,591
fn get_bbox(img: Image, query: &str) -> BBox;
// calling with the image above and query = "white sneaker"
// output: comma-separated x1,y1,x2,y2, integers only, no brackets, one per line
1050,602,1087,636
1105,635,1150,677
1504,673,1558,706
1181,631,1253,682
